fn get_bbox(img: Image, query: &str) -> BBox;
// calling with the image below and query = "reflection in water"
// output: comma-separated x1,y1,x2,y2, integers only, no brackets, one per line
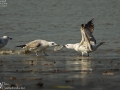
66,56,93,85
81,57,93,85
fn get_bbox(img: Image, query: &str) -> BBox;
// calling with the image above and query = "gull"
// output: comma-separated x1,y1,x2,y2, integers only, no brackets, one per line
64,18,105,56
0,36,12,49
16,39,58,56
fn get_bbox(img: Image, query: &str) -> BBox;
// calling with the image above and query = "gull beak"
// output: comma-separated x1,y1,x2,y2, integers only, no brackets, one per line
63,45,66,47
10,38,12,40
55,44,60,46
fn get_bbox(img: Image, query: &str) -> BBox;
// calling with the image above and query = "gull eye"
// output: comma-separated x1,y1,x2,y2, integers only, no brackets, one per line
52,43,54,45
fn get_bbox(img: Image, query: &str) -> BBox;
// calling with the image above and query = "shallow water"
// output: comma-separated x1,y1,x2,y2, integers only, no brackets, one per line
0,0,120,90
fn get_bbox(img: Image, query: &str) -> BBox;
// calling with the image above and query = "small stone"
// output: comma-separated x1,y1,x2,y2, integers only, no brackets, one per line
109,60,113,63
53,69,59,73
98,61,101,63
65,80,74,83
36,82,43,87
103,71,115,75
31,64,34,65
9,84,16,87
54,61,56,64
10,77,16,80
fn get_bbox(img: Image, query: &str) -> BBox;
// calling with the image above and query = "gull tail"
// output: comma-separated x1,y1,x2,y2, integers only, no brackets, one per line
96,42,105,48
92,42,105,51
99,42,105,45
16,44,26,48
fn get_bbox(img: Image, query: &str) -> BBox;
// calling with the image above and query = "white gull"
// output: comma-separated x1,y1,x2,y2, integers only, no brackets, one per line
16,39,58,56
64,19,105,56
0,36,12,49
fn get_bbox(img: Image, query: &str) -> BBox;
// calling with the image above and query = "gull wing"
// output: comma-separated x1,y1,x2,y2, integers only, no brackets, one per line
85,18,94,33
79,19,97,51
25,40,41,50
83,18,96,45
79,24,92,51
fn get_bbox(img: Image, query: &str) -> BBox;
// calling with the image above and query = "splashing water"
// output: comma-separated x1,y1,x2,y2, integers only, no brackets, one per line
0,48,32,55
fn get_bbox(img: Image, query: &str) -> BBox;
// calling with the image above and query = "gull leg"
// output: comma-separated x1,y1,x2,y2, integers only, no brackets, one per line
82,52,84,56
87,53,89,57
85,52,89,57
42,51,48,56
35,51,39,56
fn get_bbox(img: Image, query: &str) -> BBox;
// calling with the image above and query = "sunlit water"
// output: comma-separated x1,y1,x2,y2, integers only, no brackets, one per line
0,0,120,90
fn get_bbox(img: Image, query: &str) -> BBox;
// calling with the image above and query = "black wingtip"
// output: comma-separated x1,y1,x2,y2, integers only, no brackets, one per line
100,42,105,45
89,18,94,23
91,18,94,21
16,44,26,48
81,24,84,28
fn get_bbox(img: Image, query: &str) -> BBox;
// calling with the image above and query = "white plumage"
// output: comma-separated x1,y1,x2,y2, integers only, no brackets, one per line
65,19,104,56
0,36,12,49
16,39,58,56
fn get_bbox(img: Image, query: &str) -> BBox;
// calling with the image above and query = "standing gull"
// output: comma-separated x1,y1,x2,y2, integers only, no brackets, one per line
64,19,104,56
0,36,12,49
16,39,58,56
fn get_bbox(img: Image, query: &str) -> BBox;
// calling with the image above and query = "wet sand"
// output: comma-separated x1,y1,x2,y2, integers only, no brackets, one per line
0,54,120,90
0,0,120,90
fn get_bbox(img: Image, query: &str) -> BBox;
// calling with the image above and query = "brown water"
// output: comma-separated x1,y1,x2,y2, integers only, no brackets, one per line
0,0,120,90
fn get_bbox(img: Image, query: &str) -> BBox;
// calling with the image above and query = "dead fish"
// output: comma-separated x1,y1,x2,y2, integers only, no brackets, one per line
54,45,63,51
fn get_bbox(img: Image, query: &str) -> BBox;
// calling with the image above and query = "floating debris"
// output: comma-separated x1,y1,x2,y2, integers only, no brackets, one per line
116,63,120,65
103,71,115,75
54,61,56,64
51,85,74,89
65,79,74,83
79,59,82,60
109,60,113,63
31,63,34,65
0,50,14,55
36,82,43,87
10,77,16,80
98,61,101,63
9,84,17,87
53,69,59,73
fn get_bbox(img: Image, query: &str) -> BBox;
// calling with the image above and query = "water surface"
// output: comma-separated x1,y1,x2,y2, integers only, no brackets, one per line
0,0,120,90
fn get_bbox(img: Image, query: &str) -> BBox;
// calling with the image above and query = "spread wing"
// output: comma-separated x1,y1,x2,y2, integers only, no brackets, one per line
79,24,92,51
84,18,94,33
80,18,96,45
79,19,96,51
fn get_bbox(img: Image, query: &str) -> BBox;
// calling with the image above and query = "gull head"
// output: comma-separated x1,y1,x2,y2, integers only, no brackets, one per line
64,44,74,49
3,36,12,40
48,42,58,47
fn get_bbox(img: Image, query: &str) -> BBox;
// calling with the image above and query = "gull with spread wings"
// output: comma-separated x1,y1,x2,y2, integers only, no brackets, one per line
64,19,104,56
